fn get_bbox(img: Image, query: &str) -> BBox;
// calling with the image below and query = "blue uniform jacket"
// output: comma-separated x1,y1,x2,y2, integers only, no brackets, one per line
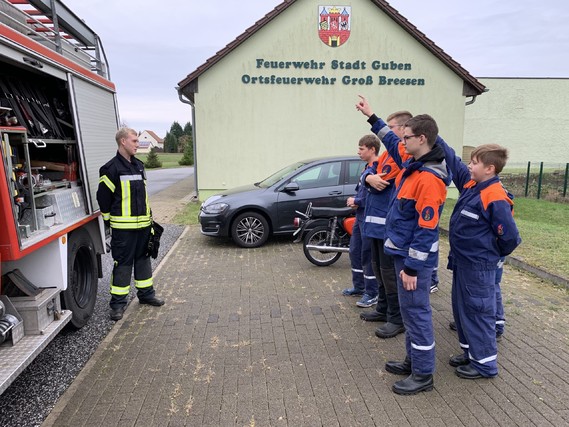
369,115,452,275
437,137,521,269
361,151,399,239
353,162,372,221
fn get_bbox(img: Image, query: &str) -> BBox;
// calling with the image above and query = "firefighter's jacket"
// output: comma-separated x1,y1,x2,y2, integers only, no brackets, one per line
437,137,521,269
97,152,151,230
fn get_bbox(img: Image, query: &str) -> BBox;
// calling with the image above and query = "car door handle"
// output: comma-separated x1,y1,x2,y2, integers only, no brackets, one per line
328,191,342,195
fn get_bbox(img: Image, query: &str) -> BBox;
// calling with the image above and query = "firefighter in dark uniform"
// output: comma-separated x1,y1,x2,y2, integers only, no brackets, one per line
97,128,164,321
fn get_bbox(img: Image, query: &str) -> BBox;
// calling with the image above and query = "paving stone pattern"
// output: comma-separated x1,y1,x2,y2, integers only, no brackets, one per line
44,180,569,426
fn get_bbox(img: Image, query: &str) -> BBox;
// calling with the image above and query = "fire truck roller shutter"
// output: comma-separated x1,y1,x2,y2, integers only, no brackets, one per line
69,75,119,214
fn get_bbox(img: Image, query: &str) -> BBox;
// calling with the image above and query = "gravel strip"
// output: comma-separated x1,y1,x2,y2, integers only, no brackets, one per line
0,224,185,427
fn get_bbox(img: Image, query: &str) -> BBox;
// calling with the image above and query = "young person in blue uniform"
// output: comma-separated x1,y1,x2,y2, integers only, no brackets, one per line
342,135,380,308
438,140,521,379
97,128,165,321
359,111,412,339
356,96,451,395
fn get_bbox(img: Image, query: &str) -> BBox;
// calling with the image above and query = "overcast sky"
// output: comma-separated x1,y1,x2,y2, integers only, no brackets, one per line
61,0,569,137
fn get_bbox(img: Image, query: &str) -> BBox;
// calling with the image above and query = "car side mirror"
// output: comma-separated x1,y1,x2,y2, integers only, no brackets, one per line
283,182,300,192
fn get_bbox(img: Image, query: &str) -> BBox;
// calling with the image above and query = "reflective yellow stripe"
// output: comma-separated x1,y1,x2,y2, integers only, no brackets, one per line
101,212,110,221
111,221,152,230
121,180,131,217
110,214,152,223
135,278,153,289
110,214,152,229
144,179,150,217
110,285,130,296
99,175,116,192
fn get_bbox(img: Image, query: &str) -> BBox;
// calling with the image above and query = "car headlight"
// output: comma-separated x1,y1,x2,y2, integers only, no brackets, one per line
201,202,229,214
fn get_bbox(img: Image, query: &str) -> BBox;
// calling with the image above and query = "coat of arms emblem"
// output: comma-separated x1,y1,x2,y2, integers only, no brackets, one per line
318,6,351,47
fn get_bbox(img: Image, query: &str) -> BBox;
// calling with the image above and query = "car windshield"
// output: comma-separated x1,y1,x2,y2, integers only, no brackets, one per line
257,161,306,188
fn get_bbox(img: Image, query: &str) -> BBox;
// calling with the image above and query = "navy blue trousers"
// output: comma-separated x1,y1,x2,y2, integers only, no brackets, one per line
394,256,435,375
349,219,377,296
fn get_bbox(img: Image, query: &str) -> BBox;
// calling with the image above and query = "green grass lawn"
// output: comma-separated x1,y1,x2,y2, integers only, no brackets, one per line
138,153,185,169
441,197,569,280
172,200,201,226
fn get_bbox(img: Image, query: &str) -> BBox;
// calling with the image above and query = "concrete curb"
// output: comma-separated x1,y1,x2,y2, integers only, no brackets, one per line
506,256,569,289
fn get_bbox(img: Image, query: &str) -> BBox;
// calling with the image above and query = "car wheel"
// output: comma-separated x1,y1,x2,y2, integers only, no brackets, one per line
303,225,343,266
231,212,270,248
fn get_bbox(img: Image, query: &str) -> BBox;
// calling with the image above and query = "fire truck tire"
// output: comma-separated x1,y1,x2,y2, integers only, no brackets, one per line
62,229,98,329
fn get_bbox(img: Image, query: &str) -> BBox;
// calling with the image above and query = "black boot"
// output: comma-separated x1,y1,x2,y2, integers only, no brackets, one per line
392,374,434,395
455,364,486,379
110,306,126,321
385,356,412,375
139,296,165,306
360,310,387,322
375,322,405,338
137,288,165,306
449,353,469,367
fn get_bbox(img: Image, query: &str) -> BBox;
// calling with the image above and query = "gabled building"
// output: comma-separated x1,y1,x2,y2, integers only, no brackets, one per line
177,0,486,199
137,130,164,153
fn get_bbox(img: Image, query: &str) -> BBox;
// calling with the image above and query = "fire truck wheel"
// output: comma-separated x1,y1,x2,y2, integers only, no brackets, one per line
63,229,98,329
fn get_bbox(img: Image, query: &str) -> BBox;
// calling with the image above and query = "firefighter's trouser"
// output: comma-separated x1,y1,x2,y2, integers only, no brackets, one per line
109,226,155,309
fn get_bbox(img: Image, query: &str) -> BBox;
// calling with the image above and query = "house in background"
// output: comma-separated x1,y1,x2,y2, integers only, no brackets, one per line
137,130,164,153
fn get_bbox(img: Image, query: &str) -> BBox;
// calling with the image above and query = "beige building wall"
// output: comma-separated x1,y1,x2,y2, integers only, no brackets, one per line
464,78,569,167
194,0,474,199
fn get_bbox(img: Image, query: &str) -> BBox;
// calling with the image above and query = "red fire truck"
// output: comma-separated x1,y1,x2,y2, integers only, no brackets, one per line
0,0,119,394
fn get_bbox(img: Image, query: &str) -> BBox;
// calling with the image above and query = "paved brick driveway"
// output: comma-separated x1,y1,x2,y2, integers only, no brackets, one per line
45,227,569,426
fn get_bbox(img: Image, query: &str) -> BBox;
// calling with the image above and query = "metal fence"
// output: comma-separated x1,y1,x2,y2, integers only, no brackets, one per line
500,162,569,202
